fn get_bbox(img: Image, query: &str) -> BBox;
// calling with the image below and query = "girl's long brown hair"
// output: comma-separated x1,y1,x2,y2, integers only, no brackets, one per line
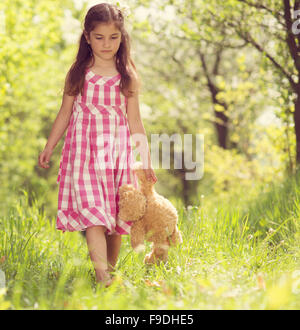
65,3,139,98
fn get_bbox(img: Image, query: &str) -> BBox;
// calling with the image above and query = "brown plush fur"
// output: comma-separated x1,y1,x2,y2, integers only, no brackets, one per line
117,161,183,264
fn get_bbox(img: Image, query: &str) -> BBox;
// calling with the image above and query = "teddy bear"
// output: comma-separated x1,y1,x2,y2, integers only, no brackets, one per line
117,161,183,264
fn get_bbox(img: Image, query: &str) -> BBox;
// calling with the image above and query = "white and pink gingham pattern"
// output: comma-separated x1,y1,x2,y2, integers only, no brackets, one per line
56,68,139,235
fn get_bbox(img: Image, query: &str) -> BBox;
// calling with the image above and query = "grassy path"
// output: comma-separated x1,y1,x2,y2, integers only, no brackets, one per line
0,177,300,309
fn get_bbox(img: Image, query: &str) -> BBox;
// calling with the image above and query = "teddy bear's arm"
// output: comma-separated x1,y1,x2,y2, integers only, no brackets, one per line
130,221,145,250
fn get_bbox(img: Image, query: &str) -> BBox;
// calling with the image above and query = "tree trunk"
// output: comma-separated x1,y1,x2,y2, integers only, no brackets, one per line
294,89,300,166
214,107,229,149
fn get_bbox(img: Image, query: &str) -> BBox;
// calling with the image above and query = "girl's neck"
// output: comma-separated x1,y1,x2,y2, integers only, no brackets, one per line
88,56,116,70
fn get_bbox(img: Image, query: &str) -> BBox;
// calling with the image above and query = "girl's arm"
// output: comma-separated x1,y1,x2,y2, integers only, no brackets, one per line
45,92,75,151
45,76,75,152
127,73,157,183
39,73,75,169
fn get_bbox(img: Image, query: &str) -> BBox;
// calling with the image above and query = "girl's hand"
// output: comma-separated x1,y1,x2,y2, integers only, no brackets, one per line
38,147,53,169
143,166,157,183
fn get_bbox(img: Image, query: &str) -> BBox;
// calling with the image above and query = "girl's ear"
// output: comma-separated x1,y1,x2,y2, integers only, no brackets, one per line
83,30,90,44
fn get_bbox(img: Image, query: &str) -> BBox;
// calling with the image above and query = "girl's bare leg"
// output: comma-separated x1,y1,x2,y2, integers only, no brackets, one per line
85,226,111,285
106,233,122,273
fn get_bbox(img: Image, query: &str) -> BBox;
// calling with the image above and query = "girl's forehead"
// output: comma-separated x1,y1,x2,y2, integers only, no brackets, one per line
91,22,120,34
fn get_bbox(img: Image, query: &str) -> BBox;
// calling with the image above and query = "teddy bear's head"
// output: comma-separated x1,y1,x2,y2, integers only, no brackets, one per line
118,184,147,222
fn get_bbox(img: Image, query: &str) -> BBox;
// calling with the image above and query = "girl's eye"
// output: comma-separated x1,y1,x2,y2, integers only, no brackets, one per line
96,37,118,40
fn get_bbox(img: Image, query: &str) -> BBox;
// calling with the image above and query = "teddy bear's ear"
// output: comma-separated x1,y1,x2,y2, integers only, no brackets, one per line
119,184,135,196
118,188,147,222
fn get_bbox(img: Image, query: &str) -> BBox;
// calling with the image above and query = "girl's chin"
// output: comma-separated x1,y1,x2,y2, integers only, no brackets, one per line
96,52,115,58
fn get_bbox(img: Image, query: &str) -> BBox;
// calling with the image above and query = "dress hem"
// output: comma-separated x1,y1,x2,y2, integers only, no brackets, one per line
56,207,132,236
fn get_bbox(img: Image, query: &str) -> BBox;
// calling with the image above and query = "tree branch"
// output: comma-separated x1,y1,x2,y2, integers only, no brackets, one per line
226,20,297,91
237,0,286,27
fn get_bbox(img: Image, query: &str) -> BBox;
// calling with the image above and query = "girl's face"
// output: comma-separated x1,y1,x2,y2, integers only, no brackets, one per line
84,22,121,60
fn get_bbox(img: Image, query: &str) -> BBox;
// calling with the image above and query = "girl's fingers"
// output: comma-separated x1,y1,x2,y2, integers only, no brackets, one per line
38,152,50,168
39,157,43,167
145,169,157,182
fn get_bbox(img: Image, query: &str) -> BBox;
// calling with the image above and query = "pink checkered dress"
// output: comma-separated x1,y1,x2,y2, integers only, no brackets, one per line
56,67,139,235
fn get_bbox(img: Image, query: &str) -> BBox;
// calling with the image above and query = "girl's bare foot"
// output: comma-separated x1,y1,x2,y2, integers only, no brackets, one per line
104,276,113,288
95,269,113,287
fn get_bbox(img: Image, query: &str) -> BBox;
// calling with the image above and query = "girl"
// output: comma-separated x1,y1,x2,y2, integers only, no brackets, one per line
38,3,157,287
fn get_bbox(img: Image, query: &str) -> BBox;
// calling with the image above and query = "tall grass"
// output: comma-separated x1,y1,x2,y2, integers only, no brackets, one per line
0,175,300,310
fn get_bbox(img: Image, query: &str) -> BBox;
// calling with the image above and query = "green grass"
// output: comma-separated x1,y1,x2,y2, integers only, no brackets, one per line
0,175,300,310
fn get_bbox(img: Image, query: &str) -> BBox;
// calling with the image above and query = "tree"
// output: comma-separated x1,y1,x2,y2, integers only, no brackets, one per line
214,0,300,169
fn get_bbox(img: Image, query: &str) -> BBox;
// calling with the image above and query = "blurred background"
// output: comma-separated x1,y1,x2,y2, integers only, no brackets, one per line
0,0,298,219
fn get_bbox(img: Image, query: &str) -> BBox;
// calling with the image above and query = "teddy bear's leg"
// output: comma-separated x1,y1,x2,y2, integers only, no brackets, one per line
144,241,169,265
130,221,145,251
144,249,156,264
170,227,183,246
157,241,169,262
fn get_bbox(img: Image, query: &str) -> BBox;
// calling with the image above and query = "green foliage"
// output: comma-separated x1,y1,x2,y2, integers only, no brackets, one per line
0,0,76,214
199,122,292,208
